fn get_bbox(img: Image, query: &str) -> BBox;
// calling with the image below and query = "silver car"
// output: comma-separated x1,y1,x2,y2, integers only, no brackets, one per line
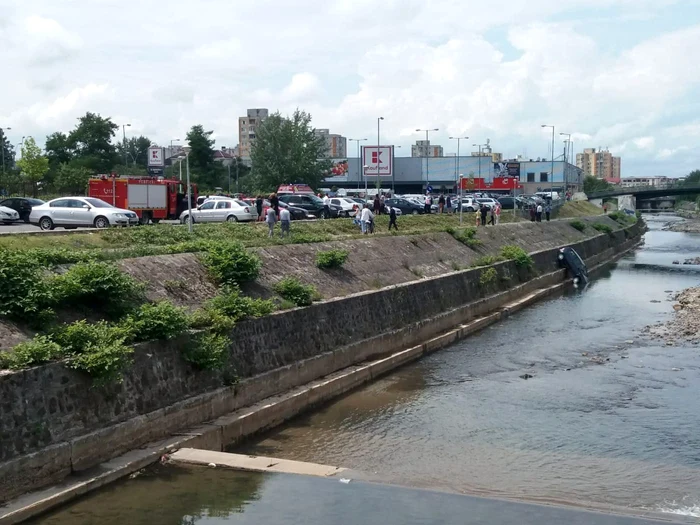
29,197,139,230
179,198,256,224
0,205,20,224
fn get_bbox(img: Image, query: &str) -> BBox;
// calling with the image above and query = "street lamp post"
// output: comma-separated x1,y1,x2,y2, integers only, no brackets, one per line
560,132,571,193
122,124,131,167
184,151,193,233
449,136,469,193
542,125,555,196
416,128,439,191
376,117,384,194
349,138,367,190
473,143,486,181
0,127,11,175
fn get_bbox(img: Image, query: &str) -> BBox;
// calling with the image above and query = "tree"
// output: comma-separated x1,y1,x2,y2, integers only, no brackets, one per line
251,109,331,192
0,132,14,174
116,135,152,168
16,137,49,197
67,112,118,173
583,176,613,194
54,162,92,194
45,132,74,167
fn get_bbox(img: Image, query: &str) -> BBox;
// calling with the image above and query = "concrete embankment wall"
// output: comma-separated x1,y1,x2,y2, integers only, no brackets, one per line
0,218,643,504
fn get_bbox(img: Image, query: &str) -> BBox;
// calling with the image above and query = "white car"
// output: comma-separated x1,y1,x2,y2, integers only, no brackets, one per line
180,198,256,224
29,197,139,230
0,205,20,224
330,197,361,217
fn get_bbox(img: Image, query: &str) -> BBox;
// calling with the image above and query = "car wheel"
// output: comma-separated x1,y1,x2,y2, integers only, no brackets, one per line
226,215,238,222
182,215,193,225
39,217,54,231
412,209,419,215
94,216,110,229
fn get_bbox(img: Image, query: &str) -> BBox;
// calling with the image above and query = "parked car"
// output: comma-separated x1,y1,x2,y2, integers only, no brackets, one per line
29,197,139,230
197,195,230,206
497,196,516,209
0,205,21,224
557,247,589,287
278,194,329,218
330,197,361,217
384,198,425,215
0,197,44,223
180,198,256,224
476,198,499,209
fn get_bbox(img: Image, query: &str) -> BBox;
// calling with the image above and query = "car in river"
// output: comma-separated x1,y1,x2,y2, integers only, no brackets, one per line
0,197,44,223
29,197,139,230
558,247,589,287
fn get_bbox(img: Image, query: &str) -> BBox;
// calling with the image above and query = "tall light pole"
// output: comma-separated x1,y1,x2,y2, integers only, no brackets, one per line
121,123,131,167
560,132,571,193
376,117,384,193
180,151,193,233
449,136,468,193
391,145,402,195
170,138,180,177
349,138,367,190
416,128,438,191
0,127,11,175
473,143,487,182
542,125,555,195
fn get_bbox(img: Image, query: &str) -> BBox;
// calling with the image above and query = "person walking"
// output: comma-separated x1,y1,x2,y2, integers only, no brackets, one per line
488,205,495,225
360,204,373,234
279,206,291,238
373,195,381,215
438,194,445,214
424,193,432,214
529,204,536,222
269,193,279,218
446,194,453,213
323,193,331,219
536,203,543,222
480,203,488,226
495,204,501,225
475,207,481,227
388,206,398,231
255,195,263,222
545,202,551,222
603,203,608,215
265,206,277,237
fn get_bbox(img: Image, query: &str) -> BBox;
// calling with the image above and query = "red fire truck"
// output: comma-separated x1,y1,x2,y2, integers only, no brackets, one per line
88,175,198,224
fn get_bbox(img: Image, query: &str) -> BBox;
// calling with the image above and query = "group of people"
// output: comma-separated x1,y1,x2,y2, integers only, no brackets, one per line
356,202,398,234
528,202,552,222
475,203,502,227
258,193,292,238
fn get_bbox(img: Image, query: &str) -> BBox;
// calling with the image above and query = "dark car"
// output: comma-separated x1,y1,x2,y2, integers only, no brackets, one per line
557,247,589,287
384,198,425,215
278,194,330,219
497,196,516,209
0,197,45,223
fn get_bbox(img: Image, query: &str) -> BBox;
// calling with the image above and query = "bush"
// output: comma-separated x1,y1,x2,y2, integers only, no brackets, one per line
52,319,134,353
52,262,144,315
607,211,630,224
472,255,505,268
183,332,230,371
68,339,134,385
200,242,261,286
500,245,533,268
189,308,236,334
0,250,54,318
479,267,498,287
592,223,613,234
206,287,275,321
2,336,63,370
451,227,481,248
124,301,189,342
316,249,349,269
273,277,317,307
570,220,586,232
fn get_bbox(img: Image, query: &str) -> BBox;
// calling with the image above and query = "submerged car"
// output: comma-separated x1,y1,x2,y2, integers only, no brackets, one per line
29,197,139,230
558,247,589,287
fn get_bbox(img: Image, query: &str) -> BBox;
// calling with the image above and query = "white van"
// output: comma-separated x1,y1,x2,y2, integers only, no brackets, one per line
535,191,560,201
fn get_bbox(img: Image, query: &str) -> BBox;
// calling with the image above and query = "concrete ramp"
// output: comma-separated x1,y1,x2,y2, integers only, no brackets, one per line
169,448,346,478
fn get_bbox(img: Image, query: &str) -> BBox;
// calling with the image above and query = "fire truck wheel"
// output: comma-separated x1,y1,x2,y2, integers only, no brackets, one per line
39,217,54,231
94,216,110,229
226,215,238,223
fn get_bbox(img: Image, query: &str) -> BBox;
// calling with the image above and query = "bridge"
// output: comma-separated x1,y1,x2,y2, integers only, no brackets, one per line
587,184,700,200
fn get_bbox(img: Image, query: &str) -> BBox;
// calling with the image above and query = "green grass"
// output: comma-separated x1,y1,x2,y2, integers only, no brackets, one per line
555,201,604,218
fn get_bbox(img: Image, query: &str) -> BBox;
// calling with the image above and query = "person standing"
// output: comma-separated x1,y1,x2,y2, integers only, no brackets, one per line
529,204,536,222
488,205,495,225
536,203,543,222
495,204,501,225
545,202,551,222
269,193,279,218
480,204,488,226
603,203,608,215
424,193,432,214
446,195,453,213
323,193,331,219
279,207,291,238
266,206,277,237
475,207,481,227
438,194,446,214
360,204,372,234
388,206,398,231
255,195,263,222
373,195,381,215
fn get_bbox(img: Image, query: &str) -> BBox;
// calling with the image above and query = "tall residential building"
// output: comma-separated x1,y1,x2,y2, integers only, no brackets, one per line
314,129,347,158
412,140,443,157
238,108,268,162
576,148,621,179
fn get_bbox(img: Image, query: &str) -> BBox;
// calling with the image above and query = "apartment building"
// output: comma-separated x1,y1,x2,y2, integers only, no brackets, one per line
314,129,347,158
238,108,268,162
576,148,621,179
411,140,443,157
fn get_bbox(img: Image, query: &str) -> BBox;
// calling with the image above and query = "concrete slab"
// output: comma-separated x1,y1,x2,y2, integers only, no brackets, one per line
169,448,346,478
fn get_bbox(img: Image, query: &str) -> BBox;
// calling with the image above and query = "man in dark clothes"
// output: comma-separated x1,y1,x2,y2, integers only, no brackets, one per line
255,195,263,221
480,204,488,226
373,195,381,215
389,206,398,230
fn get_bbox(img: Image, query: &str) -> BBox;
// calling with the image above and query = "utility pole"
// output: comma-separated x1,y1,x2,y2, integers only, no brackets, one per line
122,124,131,167
417,128,439,191
349,138,367,190
376,117,384,193
560,133,571,193
186,152,193,233
542,125,555,195
449,136,468,193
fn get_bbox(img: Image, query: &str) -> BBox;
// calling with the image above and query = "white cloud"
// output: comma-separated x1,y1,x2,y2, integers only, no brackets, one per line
27,84,112,126
281,73,321,101
24,15,82,65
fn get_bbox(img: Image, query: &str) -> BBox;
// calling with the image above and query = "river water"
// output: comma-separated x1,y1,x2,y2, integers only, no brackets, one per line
239,214,700,519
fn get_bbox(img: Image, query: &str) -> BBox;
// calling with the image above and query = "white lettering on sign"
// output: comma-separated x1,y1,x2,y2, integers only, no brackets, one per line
148,147,164,167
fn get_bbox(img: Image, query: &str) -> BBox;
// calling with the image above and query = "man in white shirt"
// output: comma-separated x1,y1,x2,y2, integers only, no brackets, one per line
536,203,543,222
360,205,374,234
322,194,331,219
279,207,291,238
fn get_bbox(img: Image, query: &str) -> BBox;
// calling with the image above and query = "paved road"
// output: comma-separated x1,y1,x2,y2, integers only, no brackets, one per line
0,220,183,235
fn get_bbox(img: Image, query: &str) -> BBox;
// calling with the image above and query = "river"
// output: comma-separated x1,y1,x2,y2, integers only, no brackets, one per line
238,214,700,518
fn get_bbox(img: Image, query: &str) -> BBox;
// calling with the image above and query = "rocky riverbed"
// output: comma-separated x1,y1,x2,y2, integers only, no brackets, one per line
643,287,700,344
665,218,700,233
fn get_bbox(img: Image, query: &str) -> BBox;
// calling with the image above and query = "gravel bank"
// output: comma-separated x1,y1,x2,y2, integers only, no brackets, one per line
665,219,700,233
643,287,700,344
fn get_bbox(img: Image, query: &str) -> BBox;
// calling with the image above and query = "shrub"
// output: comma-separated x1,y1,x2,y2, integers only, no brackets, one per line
273,277,317,307
592,223,613,234
607,211,629,224
183,333,230,371
472,255,505,268
68,339,134,385
452,227,482,248
570,220,586,232
0,250,54,318
52,262,144,315
3,336,63,370
316,249,349,269
479,267,498,287
200,242,261,286
52,320,135,353
189,308,236,334
206,287,275,321
124,301,189,342
500,245,533,268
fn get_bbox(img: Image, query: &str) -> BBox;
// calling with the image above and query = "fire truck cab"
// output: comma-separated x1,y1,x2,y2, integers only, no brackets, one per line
88,175,198,224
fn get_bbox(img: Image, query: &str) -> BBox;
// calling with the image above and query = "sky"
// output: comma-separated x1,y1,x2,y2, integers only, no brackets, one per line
1,0,699,177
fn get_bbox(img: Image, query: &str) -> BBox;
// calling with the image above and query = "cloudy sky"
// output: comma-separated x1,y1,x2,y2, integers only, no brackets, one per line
1,0,699,177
